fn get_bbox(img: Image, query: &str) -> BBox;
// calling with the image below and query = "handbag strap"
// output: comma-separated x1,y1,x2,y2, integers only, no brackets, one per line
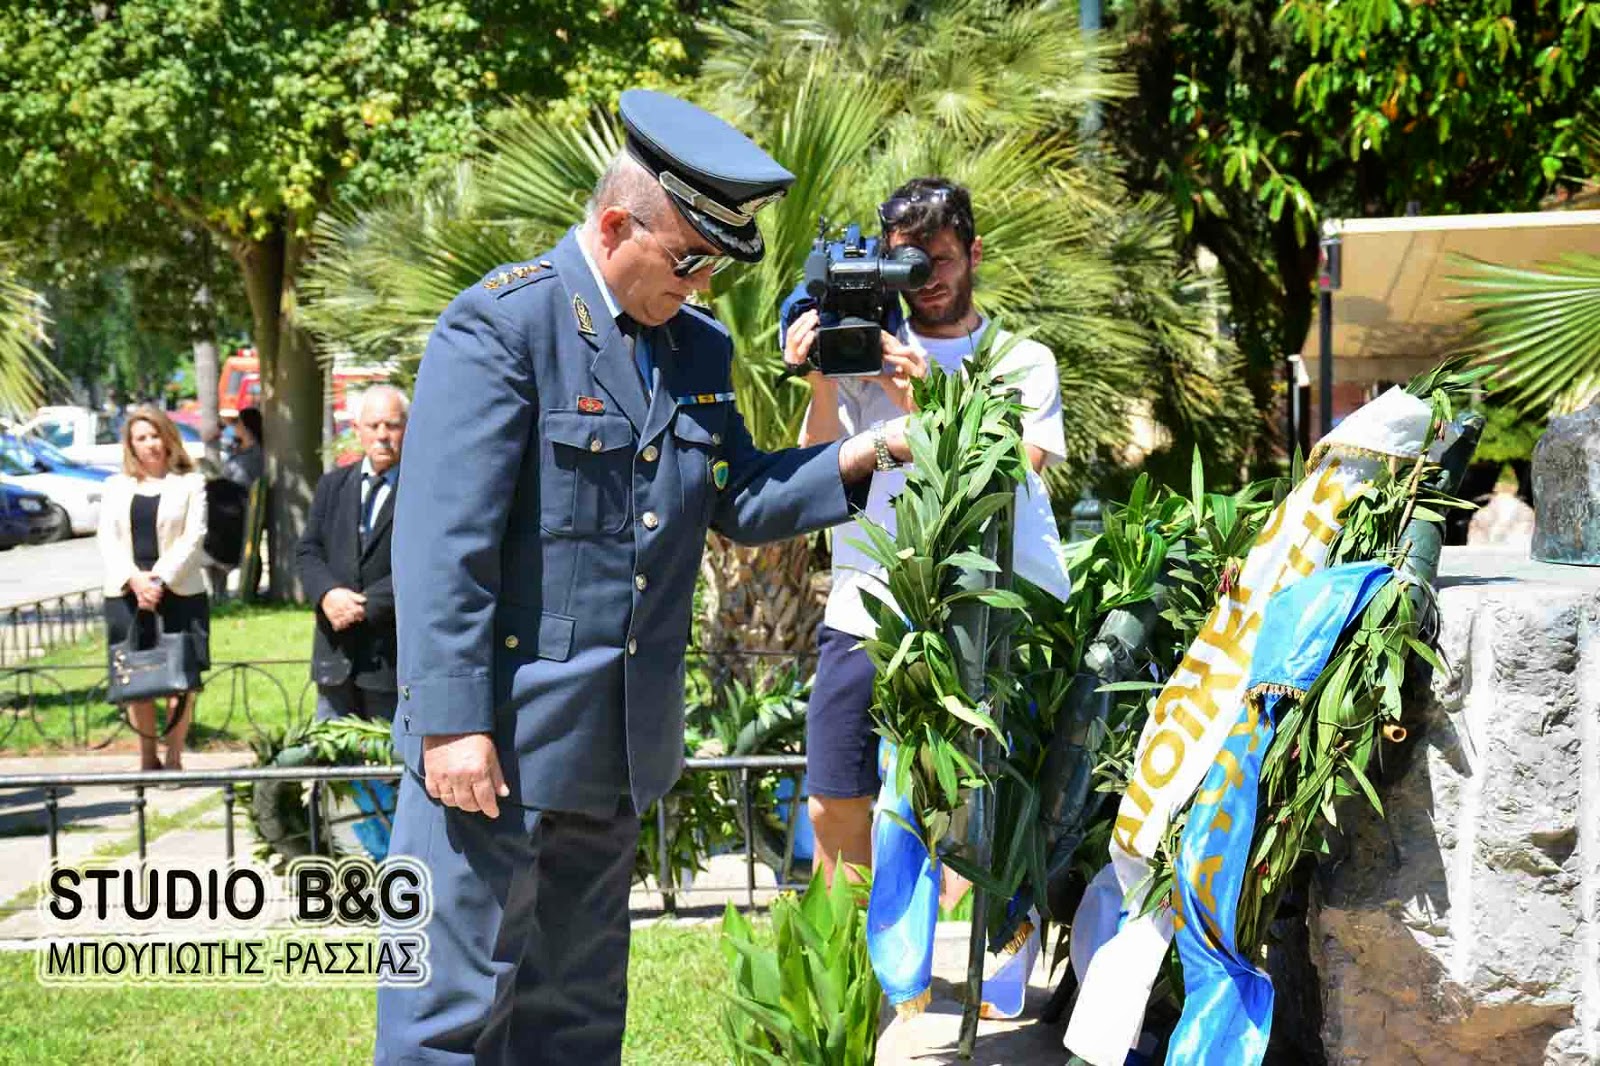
120,606,160,654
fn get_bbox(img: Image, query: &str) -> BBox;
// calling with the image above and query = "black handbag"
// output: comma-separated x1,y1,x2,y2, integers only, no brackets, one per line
108,609,202,704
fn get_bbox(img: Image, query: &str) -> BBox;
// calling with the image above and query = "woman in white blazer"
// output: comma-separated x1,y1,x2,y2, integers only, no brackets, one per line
96,406,210,772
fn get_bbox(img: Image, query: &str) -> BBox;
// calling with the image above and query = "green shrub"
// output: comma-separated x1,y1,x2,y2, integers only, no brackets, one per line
720,870,881,1065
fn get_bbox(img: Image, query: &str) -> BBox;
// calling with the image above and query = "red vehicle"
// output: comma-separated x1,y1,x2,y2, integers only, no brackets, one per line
219,350,260,418
219,352,386,421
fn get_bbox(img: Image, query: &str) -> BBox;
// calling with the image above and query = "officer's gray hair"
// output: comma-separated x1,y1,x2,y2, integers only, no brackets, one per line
586,150,668,227
355,384,410,422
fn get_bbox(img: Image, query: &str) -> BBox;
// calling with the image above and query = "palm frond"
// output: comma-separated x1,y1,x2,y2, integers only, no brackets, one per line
1450,251,1600,414
301,166,524,368
477,111,622,238
0,247,60,416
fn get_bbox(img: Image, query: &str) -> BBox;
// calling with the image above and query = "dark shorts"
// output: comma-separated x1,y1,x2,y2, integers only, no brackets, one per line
804,624,881,799
104,590,211,672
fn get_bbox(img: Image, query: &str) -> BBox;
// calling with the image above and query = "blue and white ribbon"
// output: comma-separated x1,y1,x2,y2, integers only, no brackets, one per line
867,738,941,1015
1167,562,1395,1065
1066,388,1435,1065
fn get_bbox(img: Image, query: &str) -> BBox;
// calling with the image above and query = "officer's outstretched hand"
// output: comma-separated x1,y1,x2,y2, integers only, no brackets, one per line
878,415,914,465
422,733,510,818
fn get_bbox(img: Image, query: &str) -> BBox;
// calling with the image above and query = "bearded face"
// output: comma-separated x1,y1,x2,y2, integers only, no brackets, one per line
886,226,979,331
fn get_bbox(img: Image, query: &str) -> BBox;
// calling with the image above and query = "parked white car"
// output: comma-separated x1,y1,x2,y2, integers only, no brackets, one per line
15,406,206,471
0,443,103,538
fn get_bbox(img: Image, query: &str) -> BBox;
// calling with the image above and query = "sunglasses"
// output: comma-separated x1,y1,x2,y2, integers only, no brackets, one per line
630,215,735,279
877,187,955,229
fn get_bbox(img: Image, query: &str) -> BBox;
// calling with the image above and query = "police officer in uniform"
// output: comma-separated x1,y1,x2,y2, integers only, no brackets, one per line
376,90,915,1064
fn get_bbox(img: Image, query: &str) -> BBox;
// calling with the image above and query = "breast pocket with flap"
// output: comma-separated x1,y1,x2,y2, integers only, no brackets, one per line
539,410,635,536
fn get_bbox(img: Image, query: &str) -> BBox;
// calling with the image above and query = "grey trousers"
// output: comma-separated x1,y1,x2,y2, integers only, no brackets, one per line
373,771,637,1065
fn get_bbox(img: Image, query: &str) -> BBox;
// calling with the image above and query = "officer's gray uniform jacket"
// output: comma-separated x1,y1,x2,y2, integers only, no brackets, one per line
393,228,860,816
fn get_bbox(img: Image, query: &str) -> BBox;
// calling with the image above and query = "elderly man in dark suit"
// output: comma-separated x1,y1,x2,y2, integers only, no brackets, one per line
377,90,914,1065
296,385,408,721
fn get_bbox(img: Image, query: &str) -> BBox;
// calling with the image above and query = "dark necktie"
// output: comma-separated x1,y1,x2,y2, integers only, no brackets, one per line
361,471,385,540
618,313,652,395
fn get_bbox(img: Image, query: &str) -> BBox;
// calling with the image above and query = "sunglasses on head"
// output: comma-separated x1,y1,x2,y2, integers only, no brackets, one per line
877,187,955,229
630,214,735,278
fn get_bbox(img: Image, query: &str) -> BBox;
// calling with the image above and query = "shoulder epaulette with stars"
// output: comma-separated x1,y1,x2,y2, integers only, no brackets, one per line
482,260,555,291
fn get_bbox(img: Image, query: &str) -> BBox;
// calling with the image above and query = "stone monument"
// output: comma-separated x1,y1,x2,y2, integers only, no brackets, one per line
1313,546,1600,1064
1532,401,1600,564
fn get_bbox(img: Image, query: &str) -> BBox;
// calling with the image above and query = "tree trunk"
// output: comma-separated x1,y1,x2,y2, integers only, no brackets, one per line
697,533,829,688
192,285,221,468
236,226,322,602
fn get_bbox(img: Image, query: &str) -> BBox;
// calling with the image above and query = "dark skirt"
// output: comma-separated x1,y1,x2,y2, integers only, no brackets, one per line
104,590,212,676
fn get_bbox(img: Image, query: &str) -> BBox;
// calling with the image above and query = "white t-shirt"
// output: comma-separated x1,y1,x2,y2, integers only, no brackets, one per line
814,317,1072,639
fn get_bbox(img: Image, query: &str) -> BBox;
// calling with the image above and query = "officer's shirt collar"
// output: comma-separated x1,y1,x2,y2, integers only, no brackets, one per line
576,227,623,324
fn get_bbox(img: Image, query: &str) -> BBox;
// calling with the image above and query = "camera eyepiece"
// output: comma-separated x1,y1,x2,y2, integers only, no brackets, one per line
881,245,932,292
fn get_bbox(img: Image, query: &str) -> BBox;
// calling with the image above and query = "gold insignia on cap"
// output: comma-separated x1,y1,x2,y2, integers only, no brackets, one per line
573,295,595,335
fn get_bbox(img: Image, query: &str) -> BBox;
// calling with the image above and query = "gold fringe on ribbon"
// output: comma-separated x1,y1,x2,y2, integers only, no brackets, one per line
1306,441,1418,469
1245,682,1305,710
895,988,932,1019
1001,920,1035,957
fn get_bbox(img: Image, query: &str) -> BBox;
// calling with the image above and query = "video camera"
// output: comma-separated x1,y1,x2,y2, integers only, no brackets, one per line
778,221,932,378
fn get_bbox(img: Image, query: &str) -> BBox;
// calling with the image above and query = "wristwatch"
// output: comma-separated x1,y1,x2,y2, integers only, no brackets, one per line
871,424,900,472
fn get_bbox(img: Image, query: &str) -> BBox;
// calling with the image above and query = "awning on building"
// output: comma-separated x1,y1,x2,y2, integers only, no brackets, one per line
1301,210,1600,388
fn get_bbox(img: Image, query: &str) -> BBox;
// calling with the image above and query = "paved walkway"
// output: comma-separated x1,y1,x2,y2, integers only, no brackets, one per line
0,751,255,939
877,924,1067,1065
0,536,98,610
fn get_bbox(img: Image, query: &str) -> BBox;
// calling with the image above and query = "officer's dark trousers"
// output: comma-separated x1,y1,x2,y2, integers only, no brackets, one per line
374,770,637,1065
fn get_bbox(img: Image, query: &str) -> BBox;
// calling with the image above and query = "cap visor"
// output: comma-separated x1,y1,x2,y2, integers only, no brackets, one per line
670,201,765,264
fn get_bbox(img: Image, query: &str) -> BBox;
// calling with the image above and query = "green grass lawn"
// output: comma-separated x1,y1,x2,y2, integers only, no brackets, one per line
0,920,739,1065
0,601,316,755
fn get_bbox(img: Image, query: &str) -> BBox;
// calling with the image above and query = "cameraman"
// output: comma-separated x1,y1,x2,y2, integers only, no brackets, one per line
782,177,1066,885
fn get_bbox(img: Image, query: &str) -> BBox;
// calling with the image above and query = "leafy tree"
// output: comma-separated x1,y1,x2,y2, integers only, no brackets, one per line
46,271,178,404
1105,0,1600,455
0,1,700,597
38,229,251,414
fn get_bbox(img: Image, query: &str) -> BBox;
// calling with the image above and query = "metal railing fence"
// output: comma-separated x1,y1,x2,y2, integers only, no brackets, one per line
0,645,818,753
0,755,811,916
0,587,103,667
